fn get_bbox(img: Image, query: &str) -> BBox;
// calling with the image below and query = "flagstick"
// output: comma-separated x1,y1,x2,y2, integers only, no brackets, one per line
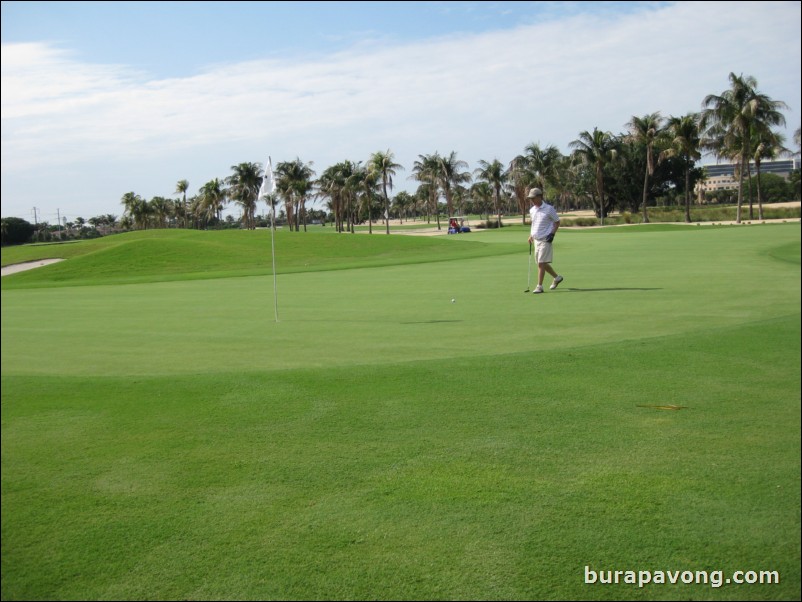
270,199,279,323
260,155,279,323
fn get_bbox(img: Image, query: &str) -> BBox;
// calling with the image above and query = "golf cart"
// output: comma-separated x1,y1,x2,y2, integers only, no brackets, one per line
448,216,471,234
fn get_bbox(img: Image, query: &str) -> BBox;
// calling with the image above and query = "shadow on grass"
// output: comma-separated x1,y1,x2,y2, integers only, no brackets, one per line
560,287,662,293
399,320,464,324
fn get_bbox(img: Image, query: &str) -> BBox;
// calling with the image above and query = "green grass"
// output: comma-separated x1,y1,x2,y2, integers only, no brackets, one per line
1,228,520,288
2,224,800,600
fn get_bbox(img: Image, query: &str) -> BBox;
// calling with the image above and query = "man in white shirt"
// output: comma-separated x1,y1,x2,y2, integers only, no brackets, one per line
527,188,564,294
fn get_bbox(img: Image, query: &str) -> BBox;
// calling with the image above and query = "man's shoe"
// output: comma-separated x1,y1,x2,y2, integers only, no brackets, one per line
550,275,564,290
533,285,544,294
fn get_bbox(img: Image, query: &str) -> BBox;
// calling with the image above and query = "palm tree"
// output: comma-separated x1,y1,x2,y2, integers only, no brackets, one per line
318,165,344,233
550,155,578,212
660,113,702,223
626,112,664,223
92,214,117,235
392,191,415,224
274,162,295,230
368,150,403,234
470,181,493,220
411,153,442,228
175,180,189,228
507,155,536,222
149,196,171,228
198,178,227,228
120,191,138,218
569,129,618,225
451,185,469,219
120,192,149,229
701,72,788,223
714,126,789,221
118,215,135,230
339,160,359,233
524,143,561,199
473,159,508,228
276,158,315,231
318,161,358,233
226,162,262,229
412,181,436,225
437,151,471,220
751,129,790,220
352,163,379,233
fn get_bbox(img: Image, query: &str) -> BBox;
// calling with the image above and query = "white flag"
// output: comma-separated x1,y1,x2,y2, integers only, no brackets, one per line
259,157,275,199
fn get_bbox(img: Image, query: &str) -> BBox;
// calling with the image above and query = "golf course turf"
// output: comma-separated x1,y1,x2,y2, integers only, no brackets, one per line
2,223,800,600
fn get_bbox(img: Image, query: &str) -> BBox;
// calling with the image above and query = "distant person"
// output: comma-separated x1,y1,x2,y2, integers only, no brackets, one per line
527,188,563,294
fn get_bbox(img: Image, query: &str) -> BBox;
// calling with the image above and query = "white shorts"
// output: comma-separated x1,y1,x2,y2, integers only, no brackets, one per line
536,240,553,264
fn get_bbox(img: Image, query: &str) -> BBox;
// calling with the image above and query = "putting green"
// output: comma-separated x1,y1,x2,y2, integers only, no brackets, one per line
2,224,799,376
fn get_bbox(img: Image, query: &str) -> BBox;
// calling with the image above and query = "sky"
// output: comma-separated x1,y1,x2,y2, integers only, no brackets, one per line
1,1,800,224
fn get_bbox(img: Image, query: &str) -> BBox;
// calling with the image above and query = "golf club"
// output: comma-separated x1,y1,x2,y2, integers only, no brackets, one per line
524,241,533,292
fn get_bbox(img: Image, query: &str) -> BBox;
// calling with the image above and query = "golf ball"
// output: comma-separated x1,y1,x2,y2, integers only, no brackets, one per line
451,298,456,303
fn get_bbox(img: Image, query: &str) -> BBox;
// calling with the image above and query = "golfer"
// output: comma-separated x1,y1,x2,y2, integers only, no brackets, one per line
527,188,564,294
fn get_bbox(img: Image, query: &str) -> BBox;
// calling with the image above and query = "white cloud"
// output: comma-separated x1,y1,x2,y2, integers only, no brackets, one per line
2,1,799,219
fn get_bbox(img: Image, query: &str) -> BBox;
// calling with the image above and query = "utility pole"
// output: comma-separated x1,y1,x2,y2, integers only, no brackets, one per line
32,207,38,227
57,208,62,239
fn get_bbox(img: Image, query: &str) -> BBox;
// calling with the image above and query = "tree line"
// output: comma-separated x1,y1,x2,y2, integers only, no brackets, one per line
3,72,800,245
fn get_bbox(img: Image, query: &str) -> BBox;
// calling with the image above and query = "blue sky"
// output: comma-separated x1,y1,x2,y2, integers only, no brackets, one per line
2,1,800,223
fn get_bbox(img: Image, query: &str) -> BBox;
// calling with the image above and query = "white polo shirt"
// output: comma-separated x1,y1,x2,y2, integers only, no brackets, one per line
529,202,560,240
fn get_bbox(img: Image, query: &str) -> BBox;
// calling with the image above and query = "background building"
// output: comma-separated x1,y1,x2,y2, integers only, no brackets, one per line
696,159,798,200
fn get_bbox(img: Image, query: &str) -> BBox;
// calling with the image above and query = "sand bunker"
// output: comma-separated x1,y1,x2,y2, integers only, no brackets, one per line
1,258,64,276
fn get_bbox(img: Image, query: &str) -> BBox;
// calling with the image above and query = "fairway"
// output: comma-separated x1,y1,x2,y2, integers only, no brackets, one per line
2,224,800,600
